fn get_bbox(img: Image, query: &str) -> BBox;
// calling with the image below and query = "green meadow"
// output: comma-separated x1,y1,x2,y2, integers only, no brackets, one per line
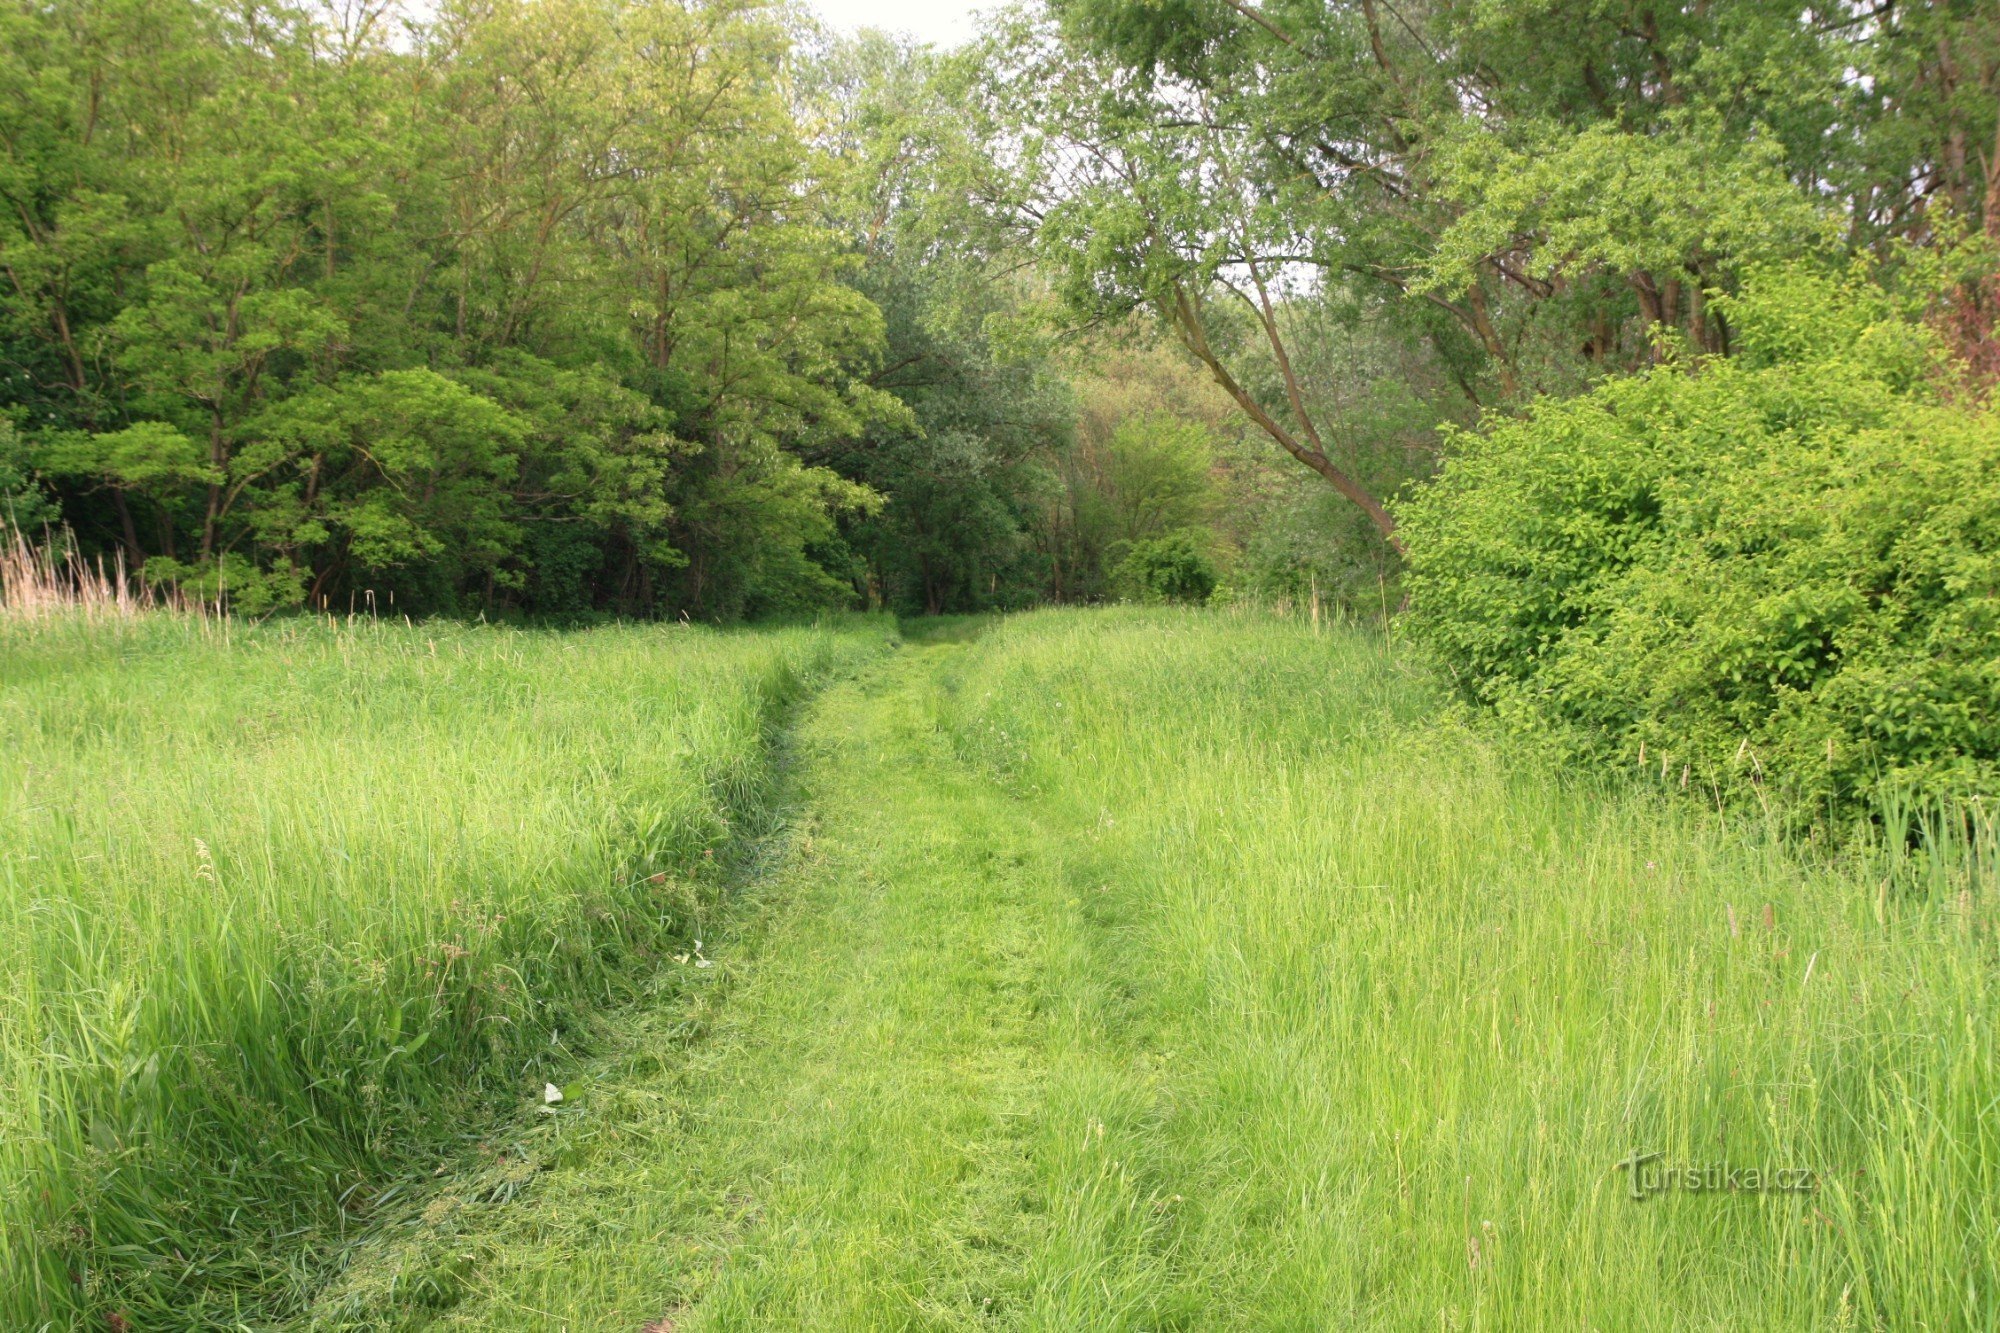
0,613,888,1326
9,607,1987,1328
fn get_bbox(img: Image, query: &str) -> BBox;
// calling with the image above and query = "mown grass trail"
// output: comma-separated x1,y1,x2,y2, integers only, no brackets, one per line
312,609,1998,1330
310,627,1145,1327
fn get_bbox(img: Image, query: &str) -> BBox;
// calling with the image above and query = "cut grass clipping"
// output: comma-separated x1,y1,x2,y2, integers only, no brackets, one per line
0,613,888,1326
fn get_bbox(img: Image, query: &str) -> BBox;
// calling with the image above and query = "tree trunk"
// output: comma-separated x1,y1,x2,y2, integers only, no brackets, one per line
199,409,225,559
1168,284,1404,554
1465,279,1519,399
111,486,142,567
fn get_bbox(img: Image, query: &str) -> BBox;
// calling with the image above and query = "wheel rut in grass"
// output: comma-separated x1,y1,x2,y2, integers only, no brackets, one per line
303,628,1170,1331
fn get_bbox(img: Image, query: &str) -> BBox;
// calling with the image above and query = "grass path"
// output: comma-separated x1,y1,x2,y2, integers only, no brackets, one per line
310,628,1156,1329
303,610,1999,1331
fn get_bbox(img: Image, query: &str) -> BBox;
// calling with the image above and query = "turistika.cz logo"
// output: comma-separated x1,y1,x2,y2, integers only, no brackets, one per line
1614,1150,1818,1201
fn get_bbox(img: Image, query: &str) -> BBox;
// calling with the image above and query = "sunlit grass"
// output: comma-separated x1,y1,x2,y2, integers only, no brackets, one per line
933,607,1998,1329
0,611,888,1327
13,605,1991,1329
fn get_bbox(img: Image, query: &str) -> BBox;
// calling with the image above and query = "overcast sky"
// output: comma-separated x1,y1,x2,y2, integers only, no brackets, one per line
807,0,991,47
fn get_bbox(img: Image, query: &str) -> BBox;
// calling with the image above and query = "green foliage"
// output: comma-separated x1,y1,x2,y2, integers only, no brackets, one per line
1093,414,1218,545
1229,482,1396,609
1213,303,1449,608
257,370,526,577
40,422,218,495
0,422,58,533
1044,408,1223,602
0,0,912,620
802,31,1076,616
1421,113,1837,298
669,438,881,621
1112,529,1217,604
1399,264,1999,817
141,551,302,615
9,0,1991,626
989,0,1997,575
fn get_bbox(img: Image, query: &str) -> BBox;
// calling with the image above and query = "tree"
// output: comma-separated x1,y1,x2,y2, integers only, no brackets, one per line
979,0,1996,558
1,0,910,618
803,30,1075,614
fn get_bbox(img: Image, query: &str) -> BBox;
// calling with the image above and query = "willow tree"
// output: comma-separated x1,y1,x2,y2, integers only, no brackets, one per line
982,0,1993,553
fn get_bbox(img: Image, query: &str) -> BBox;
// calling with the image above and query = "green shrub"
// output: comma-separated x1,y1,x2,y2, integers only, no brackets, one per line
1112,529,1218,604
1398,264,2000,819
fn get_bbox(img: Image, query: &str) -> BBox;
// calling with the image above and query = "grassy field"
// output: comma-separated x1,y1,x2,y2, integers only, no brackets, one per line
0,612,889,1327
931,610,1997,1328
6,607,1994,1328
285,608,1995,1331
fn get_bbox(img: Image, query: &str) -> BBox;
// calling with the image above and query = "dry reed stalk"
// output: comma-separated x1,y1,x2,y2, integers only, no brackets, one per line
0,525,158,620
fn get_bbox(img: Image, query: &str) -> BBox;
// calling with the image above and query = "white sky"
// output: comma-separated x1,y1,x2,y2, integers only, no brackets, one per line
807,0,991,47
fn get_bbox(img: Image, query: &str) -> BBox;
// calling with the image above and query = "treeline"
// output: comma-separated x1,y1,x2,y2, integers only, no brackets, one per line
0,0,1138,618
2,0,1375,621
990,0,1998,530
4,0,846,614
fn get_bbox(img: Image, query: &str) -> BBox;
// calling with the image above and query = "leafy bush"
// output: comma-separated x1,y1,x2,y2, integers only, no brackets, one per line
1112,529,1218,604
1399,264,2000,819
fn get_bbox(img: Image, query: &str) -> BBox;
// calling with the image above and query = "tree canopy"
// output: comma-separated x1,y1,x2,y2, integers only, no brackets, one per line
2,0,1995,632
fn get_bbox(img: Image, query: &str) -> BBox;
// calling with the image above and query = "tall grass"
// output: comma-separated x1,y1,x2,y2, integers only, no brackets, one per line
0,526,154,621
0,611,887,1328
933,607,1998,1328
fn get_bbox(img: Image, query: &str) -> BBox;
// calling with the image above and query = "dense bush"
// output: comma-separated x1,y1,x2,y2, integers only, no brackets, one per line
1399,265,2000,819
1112,529,1218,604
